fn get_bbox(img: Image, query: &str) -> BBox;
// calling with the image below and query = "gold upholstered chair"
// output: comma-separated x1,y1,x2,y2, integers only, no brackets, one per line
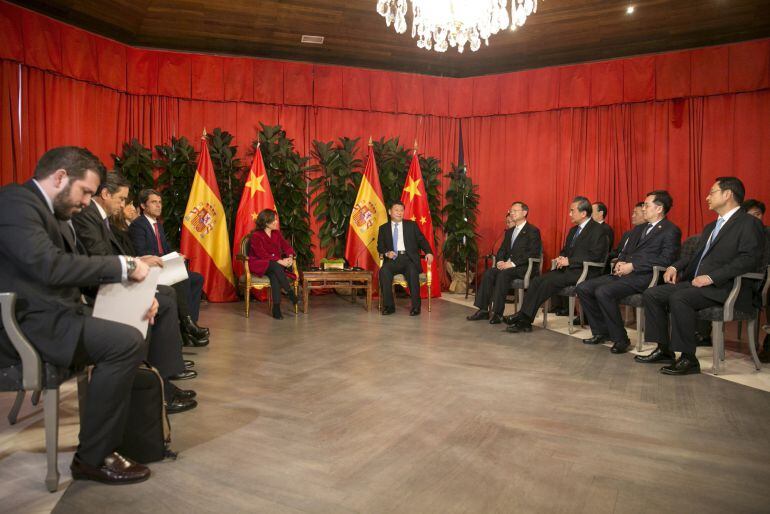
236,233,299,317
378,256,433,312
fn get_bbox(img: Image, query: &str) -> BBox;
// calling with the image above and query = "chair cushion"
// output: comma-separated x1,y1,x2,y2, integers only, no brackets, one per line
239,274,271,287
0,362,78,392
393,273,428,283
619,294,643,308
696,307,757,321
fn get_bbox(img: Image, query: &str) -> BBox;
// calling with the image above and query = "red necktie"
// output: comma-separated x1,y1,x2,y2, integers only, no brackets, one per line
153,222,163,255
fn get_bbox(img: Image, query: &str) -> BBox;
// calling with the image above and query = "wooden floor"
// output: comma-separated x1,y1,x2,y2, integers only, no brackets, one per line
2,295,770,513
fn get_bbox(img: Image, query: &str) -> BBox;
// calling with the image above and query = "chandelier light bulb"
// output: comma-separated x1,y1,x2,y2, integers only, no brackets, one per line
376,0,538,54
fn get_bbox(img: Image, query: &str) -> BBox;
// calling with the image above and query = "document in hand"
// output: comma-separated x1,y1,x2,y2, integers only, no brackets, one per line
158,252,190,286
92,267,161,337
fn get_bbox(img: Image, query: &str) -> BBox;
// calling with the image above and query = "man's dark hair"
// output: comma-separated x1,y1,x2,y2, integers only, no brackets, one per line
572,196,592,216
635,201,645,208
97,171,130,195
646,190,673,214
742,198,766,216
512,201,529,217
593,202,608,219
389,201,405,209
34,146,105,183
255,209,277,230
715,176,745,204
138,188,161,208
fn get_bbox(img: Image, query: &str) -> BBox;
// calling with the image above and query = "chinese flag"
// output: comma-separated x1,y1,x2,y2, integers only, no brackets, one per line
345,141,387,278
180,133,238,302
232,144,276,276
400,149,441,299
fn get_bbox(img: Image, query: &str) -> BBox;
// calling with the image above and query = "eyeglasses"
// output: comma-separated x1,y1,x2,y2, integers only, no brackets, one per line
707,188,722,197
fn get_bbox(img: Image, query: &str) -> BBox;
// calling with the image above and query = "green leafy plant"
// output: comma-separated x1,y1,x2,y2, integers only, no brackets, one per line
253,123,314,268
372,137,410,208
112,139,156,202
207,128,245,244
442,164,480,270
155,136,198,249
309,137,363,258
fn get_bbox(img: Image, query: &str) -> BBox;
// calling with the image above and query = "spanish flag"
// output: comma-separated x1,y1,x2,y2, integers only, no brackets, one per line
180,132,238,302
344,139,387,272
232,143,275,277
401,146,441,299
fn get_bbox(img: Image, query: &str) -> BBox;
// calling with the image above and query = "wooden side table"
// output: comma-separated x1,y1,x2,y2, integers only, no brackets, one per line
301,270,373,313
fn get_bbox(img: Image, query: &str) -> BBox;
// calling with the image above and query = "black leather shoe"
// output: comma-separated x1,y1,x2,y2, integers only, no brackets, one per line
182,315,209,339
174,388,197,400
489,314,503,325
467,310,489,321
582,335,609,345
382,306,395,315
71,452,150,485
505,320,532,333
660,355,701,375
184,359,195,370
169,370,197,381
610,340,630,354
182,331,209,347
272,306,283,319
634,347,676,364
166,397,198,414
409,307,421,316
503,313,523,326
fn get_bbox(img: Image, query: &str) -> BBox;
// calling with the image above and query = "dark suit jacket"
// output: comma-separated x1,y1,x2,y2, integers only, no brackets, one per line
72,201,131,256
0,182,122,368
616,218,682,287
129,214,172,257
377,219,432,268
610,229,633,260
559,219,610,270
672,209,765,310
495,223,542,270
597,222,615,251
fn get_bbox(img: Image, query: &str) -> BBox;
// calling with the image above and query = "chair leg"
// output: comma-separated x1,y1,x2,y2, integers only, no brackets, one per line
31,390,41,406
295,283,299,315
748,319,761,371
711,321,724,374
245,287,251,318
428,288,431,312
43,388,60,493
635,307,644,352
7,390,25,425
568,296,575,335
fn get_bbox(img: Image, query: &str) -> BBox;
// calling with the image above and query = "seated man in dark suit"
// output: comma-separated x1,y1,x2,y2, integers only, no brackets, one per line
637,177,766,375
0,147,155,484
610,201,645,260
592,201,615,251
468,201,542,324
129,189,208,345
505,196,610,333
576,191,681,354
377,201,434,316
72,173,197,413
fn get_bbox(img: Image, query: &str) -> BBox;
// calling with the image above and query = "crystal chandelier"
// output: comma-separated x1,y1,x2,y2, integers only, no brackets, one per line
375,0,538,53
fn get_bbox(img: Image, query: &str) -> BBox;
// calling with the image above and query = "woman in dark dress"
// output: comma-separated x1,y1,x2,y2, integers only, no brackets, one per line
248,209,298,319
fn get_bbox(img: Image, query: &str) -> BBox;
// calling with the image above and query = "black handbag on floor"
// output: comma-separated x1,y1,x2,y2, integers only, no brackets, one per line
117,363,176,463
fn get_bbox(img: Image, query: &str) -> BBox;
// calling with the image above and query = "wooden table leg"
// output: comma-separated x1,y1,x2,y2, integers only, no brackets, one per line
366,280,372,311
303,279,310,313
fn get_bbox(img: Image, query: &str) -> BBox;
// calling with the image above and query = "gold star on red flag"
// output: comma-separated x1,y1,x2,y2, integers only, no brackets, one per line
245,172,266,198
419,216,427,225
410,215,417,222
404,177,422,202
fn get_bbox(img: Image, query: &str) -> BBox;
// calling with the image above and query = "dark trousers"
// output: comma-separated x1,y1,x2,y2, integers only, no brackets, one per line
264,261,293,306
150,287,185,379
642,282,721,355
576,274,647,344
519,268,582,321
379,254,421,309
474,266,526,315
71,317,147,467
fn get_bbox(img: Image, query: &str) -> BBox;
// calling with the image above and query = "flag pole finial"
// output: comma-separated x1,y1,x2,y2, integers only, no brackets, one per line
202,127,207,138
413,139,418,151
368,136,373,146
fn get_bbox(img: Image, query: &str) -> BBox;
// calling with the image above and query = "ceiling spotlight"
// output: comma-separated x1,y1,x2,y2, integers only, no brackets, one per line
626,5,635,14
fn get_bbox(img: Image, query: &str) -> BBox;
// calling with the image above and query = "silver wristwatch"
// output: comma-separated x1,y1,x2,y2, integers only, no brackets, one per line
125,256,137,275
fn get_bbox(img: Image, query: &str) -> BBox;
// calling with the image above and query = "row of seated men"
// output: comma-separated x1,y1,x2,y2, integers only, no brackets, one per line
0,147,211,485
467,178,768,376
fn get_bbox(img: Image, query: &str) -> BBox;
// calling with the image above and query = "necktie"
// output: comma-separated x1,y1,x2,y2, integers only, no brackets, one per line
393,223,399,253
103,216,112,232
694,217,725,277
641,223,653,240
153,222,164,255
510,227,520,249
570,225,583,248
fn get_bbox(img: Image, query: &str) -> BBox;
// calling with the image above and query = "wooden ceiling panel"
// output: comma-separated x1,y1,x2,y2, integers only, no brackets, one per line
13,0,770,77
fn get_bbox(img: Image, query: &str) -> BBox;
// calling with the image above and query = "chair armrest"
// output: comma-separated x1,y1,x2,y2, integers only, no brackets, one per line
523,257,541,288
291,260,299,284
421,256,433,283
722,272,763,321
648,266,667,289
0,292,42,390
577,261,605,284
